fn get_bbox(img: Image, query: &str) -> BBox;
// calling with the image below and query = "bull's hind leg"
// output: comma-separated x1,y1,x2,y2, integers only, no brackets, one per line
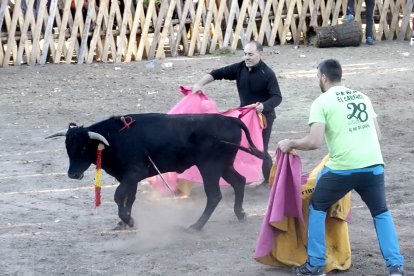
222,166,247,221
114,181,138,230
189,166,222,231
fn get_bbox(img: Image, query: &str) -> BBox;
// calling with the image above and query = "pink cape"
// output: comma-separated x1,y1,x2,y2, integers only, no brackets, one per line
254,152,352,272
254,149,303,258
147,86,264,194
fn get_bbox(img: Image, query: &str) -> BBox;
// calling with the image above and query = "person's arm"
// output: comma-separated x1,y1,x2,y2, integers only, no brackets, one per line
261,73,282,113
192,74,214,93
277,122,325,152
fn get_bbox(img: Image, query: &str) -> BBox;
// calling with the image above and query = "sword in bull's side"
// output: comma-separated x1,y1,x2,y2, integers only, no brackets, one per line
147,155,178,198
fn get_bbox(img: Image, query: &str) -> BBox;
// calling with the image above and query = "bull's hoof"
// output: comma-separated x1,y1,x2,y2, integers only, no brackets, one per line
113,221,129,231
112,218,134,231
188,223,203,231
236,211,247,222
127,217,134,228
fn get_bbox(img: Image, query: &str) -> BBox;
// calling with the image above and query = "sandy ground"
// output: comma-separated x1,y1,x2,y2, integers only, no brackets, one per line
0,41,413,276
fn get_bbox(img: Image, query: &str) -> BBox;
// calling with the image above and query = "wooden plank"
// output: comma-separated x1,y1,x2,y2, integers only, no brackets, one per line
148,0,169,59
319,0,328,25
214,0,225,46
28,0,46,65
2,3,14,64
269,0,285,46
188,0,204,56
136,0,156,61
243,0,260,45
54,0,72,62
309,0,321,27
172,0,191,56
288,0,300,44
156,0,177,59
40,0,58,65
22,0,39,63
377,0,391,40
168,0,180,57
115,0,131,63
102,0,118,62
167,20,176,56
223,0,238,48
16,0,35,65
388,0,403,40
87,0,108,63
296,0,311,43
50,0,65,63
77,0,95,64
257,0,273,44
331,0,342,25
114,0,123,31
354,0,364,22
397,0,414,40
3,0,21,67
200,0,215,54
0,0,413,67
0,0,8,33
125,0,144,62
209,0,227,52
281,0,297,45
0,0,6,65
42,0,57,63
231,0,249,49
76,0,87,58
187,0,202,54
64,0,84,64
122,0,138,61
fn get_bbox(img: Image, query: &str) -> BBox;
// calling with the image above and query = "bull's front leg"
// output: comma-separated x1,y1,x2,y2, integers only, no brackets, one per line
113,180,138,230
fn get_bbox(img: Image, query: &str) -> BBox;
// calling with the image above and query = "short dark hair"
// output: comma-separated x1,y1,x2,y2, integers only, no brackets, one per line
317,59,342,82
248,40,263,52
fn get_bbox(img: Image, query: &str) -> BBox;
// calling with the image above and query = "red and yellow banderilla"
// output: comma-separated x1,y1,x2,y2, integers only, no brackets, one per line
95,143,105,208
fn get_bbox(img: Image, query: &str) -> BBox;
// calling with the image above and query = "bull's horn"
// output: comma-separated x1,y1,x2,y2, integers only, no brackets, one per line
45,129,67,139
88,131,110,146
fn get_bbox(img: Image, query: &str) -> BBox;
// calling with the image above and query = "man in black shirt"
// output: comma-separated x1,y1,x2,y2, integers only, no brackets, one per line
192,41,282,186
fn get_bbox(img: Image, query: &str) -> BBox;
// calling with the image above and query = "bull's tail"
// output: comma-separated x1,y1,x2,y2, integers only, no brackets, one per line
221,119,266,159
221,141,265,159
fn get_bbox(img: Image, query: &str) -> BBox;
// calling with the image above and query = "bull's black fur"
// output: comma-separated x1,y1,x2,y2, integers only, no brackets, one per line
54,113,265,231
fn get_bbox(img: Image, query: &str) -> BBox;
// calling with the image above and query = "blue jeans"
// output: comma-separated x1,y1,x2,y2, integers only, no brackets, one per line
347,0,375,38
307,165,404,268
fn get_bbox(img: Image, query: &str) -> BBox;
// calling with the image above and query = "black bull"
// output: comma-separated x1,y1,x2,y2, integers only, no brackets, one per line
46,113,265,231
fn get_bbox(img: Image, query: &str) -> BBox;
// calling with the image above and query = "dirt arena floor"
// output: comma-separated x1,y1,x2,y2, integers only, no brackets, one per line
0,41,413,276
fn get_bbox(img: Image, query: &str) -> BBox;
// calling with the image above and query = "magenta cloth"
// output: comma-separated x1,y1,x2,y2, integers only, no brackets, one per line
168,86,218,114
254,149,303,259
220,106,264,183
147,86,264,194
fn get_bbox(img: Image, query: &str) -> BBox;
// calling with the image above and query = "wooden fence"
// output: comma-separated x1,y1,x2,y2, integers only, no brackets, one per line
1,0,413,67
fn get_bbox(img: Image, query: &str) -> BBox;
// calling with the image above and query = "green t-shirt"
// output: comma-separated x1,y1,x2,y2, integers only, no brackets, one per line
308,86,383,170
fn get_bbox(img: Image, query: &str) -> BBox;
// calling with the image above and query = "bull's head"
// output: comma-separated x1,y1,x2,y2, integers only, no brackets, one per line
46,123,109,180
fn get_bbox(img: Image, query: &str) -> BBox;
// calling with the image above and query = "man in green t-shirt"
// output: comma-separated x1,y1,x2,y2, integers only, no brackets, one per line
277,59,404,276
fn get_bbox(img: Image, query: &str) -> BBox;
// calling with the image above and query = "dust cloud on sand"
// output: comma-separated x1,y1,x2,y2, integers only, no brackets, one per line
0,41,413,275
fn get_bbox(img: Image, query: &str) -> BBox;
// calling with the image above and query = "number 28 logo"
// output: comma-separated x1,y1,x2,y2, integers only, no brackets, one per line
347,103,368,122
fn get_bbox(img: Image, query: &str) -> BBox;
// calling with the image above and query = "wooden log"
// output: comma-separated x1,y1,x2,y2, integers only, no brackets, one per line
310,20,362,47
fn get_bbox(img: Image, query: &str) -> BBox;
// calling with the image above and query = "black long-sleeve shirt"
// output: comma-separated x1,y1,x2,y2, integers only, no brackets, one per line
210,60,282,118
